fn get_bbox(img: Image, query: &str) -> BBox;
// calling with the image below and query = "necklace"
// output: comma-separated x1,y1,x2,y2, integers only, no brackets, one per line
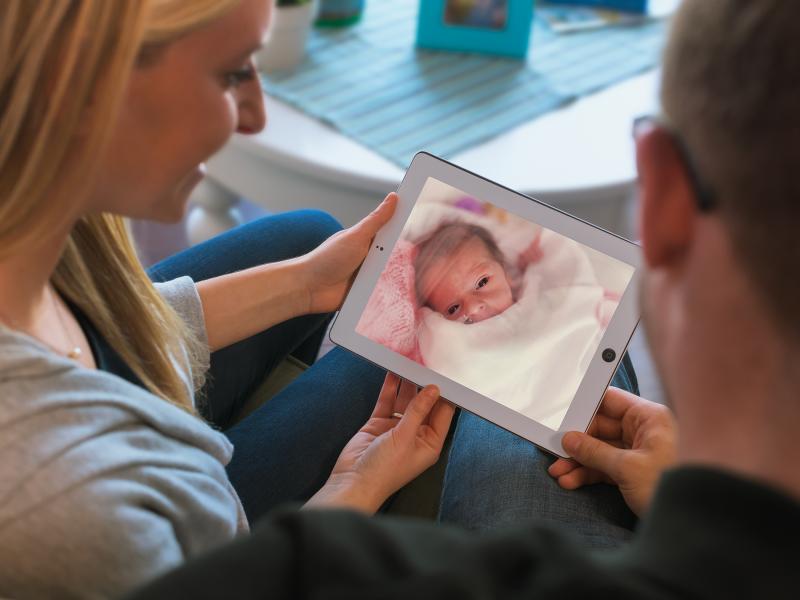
0,285,83,360
49,286,83,360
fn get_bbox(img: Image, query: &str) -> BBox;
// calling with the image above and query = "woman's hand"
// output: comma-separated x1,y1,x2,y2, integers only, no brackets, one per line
306,373,455,514
548,387,678,516
299,193,397,315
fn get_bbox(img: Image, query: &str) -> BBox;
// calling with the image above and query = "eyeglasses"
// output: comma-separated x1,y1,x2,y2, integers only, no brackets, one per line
632,115,717,212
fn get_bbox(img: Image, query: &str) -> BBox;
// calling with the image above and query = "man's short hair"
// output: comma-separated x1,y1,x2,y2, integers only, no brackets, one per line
662,0,800,341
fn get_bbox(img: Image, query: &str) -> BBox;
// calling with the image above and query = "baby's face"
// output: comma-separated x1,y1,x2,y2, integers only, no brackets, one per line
419,238,514,324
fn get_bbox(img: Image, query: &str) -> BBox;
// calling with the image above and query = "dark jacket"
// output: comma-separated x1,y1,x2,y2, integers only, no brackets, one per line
127,467,799,599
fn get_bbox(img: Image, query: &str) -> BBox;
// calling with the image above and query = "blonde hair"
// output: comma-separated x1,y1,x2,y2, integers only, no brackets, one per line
0,0,240,410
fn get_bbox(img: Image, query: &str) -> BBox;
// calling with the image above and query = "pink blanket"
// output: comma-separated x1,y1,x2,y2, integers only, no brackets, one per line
355,239,421,361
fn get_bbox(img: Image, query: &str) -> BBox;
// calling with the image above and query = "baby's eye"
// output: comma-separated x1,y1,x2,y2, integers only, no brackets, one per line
476,276,490,289
447,304,460,316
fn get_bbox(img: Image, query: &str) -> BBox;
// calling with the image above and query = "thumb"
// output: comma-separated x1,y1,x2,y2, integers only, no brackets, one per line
561,431,622,479
355,193,397,237
396,385,439,441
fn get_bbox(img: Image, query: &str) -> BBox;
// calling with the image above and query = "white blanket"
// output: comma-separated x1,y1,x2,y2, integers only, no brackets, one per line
418,232,609,430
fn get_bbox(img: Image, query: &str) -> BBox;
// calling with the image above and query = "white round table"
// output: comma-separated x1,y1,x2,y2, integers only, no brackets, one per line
189,69,660,244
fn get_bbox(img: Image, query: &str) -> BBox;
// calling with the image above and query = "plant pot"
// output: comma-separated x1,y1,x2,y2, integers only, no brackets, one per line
257,0,319,73
316,0,366,26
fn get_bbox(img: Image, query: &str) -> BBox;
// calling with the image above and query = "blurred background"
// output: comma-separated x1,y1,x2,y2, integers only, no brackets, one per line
132,0,681,402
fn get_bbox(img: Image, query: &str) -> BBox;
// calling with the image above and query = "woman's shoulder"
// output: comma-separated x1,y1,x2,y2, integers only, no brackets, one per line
0,327,246,598
0,324,236,495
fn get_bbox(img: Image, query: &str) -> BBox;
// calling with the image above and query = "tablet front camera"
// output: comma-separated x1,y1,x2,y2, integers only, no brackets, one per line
602,348,617,363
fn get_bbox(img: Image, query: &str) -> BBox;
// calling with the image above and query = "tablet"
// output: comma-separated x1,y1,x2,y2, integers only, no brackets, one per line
331,152,641,457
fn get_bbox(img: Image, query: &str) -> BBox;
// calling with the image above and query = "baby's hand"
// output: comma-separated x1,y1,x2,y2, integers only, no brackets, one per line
596,290,621,329
518,235,543,270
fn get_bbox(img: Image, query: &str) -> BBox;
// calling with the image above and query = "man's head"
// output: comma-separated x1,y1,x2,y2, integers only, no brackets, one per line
638,0,800,371
634,0,800,477
647,0,800,341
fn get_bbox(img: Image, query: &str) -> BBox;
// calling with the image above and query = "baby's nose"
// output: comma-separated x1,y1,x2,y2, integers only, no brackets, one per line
465,300,487,318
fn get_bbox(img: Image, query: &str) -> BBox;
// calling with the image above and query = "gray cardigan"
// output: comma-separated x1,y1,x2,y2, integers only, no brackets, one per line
0,277,248,599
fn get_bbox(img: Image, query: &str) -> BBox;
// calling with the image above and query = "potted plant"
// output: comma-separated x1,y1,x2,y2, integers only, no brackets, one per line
316,0,366,26
257,0,319,73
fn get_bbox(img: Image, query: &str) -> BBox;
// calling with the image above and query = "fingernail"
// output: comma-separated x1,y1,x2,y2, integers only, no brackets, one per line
423,385,439,399
562,432,580,453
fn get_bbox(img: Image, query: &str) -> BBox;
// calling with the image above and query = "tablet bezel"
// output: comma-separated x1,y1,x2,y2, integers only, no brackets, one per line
330,152,641,458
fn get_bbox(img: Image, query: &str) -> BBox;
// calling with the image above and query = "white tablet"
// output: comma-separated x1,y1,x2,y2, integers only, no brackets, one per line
331,152,641,457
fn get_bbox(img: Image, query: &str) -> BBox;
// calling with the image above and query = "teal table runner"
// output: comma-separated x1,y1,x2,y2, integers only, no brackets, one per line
262,1,665,167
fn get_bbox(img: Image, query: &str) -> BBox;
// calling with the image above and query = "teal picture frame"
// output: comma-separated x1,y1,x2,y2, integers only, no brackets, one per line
416,0,534,59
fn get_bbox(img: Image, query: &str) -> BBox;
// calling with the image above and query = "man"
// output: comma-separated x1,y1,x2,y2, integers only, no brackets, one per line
130,1,799,597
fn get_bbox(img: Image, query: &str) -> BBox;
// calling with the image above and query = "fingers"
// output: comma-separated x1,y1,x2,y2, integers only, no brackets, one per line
395,385,440,441
555,466,612,490
561,431,624,481
426,399,455,443
394,379,417,414
372,372,401,419
548,457,612,490
548,457,580,478
588,413,623,440
599,386,650,419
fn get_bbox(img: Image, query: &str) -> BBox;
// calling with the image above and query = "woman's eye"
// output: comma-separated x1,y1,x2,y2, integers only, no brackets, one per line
224,64,256,88
447,304,460,315
477,276,490,289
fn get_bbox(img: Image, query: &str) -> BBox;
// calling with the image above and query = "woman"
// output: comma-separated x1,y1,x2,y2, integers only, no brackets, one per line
1,1,641,598
0,1,454,597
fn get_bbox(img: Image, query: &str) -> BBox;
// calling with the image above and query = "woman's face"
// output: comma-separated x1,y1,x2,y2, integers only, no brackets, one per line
88,0,271,222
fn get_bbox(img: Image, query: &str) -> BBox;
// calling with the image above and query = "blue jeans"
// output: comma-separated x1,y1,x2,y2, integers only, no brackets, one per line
149,210,638,547
148,211,385,523
438,356,639,548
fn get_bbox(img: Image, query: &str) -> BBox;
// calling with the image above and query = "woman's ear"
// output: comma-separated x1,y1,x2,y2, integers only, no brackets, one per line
636,127,697,270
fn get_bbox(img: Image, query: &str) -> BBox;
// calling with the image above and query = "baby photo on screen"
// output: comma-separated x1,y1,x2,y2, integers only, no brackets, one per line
444,0,508,30
356,178,635,429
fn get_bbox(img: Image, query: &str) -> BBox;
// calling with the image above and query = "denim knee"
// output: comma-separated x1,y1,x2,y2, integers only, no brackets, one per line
288,209,342,253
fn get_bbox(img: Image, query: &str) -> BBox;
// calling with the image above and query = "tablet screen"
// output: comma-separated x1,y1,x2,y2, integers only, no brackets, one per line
355,177,635,430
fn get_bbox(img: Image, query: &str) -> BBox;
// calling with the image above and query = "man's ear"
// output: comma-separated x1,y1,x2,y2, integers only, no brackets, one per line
636,127,697,269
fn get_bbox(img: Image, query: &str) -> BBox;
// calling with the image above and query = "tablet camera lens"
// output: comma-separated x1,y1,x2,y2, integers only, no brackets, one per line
602,348,616,363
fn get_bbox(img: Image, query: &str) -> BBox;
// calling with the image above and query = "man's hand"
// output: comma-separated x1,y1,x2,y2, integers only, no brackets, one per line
299,193,397,315
305,373,455,514
548,387,678,516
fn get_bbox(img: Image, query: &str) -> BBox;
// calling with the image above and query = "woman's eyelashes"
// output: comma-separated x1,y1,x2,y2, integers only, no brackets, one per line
447,303,461,316
476,276,490,289
223,61,256,88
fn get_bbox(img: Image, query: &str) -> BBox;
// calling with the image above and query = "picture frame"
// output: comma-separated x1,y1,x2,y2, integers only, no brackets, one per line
416,0,534,59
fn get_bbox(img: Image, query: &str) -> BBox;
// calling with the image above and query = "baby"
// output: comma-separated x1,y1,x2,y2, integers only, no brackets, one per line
415,222,537,324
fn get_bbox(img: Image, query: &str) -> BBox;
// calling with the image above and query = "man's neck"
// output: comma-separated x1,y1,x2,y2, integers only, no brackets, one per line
670,302,800,502
650,216,800,502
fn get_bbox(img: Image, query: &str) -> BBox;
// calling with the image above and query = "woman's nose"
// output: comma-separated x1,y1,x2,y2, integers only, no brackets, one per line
236,67,267,135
